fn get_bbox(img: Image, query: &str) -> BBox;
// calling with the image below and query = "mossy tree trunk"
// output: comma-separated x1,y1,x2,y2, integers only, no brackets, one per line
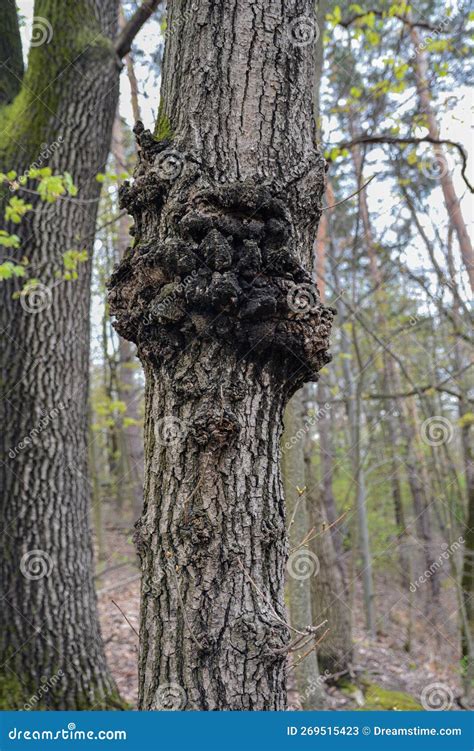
0,0,122,709
109,0,334,710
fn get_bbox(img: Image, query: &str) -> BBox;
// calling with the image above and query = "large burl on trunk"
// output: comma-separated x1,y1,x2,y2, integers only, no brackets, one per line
108,0,334,710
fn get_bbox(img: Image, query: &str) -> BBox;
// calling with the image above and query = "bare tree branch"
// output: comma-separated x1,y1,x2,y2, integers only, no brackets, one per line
339,10,453,33
114,0,162,59
334,134,474,193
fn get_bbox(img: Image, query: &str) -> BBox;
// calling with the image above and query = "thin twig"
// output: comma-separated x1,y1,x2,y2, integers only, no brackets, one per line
323,175,376,210
300,511,349,550
289,628,330,670
289,526,316,555
272,620,329,655
111,599,139,638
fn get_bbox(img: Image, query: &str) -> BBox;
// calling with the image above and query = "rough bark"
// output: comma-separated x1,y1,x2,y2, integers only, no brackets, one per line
0,0,23,105
0,0,121,708
108,0,334,709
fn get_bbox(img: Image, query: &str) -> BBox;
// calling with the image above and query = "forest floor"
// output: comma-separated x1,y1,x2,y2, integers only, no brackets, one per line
95,516,463,710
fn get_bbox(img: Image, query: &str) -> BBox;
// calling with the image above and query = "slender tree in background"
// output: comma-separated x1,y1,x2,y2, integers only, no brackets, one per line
309,217,352,673
282,394,325,710
111,116,144,521
109,0,334,709
349,123,441,609
408,19,474,293
0,0,159,709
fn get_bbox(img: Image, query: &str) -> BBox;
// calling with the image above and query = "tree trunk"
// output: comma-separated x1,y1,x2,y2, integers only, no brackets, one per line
334,267,375,637
109,0,333,710
409,24,474,293
112,116,144,521
310,212,352,671
349,124,440,608
282,393,326,709
304,386,352,674
0,0,121,708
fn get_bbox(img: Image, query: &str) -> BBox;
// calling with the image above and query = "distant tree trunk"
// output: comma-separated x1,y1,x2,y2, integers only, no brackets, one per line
315,380,347,581
303,389,352,675
119,5,142,124
460,410,474,703
447,242,474,702
343,307,375,635
349,124,440,608
109,0,334,709
329,232,375,637
409,24,474,293
307,215,352,672
112,116,144,521
282,393,326,709
0,0,122,708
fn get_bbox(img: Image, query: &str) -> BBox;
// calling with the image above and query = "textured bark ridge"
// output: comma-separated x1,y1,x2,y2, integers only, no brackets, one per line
109,125,334,394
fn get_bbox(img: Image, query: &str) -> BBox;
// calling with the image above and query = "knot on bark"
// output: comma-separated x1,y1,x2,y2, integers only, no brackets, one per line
190,407,240,447
180,511,214,548
107,128,334,390
230,615,288,660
